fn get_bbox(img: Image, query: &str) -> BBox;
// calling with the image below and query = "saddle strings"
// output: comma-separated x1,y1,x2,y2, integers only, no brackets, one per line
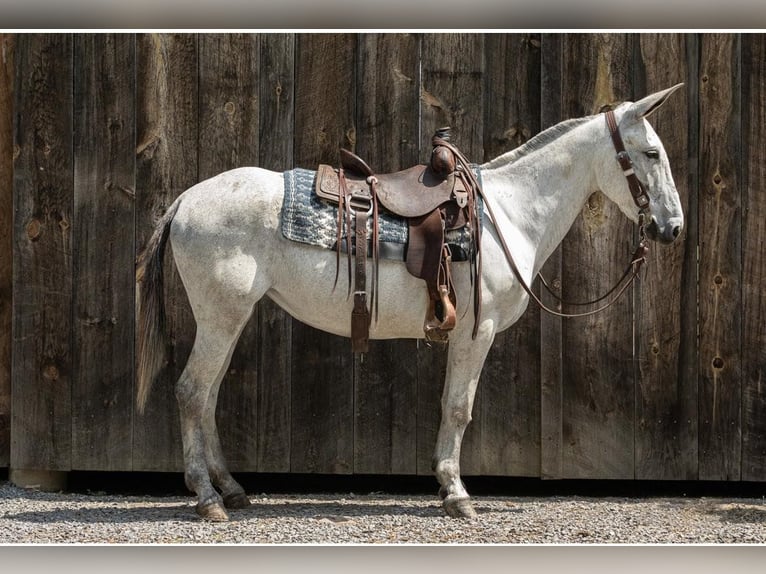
431,136,484,339
335,168,381,326
333,168,354,300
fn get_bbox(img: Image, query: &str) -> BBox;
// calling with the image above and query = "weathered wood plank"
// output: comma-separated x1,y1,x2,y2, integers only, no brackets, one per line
633,33,698,480
741,33,766,481
198,33,260,472
698,33,742,481
71,34,136,470
560,33,635,479
290,33,356,474
198,33,259,180
11,34,74,472
539,32,564,479
133,33,198,472
353,33,419,475
479,32,542,476
255,33,295,473
0,34,14,467
417,33,485,476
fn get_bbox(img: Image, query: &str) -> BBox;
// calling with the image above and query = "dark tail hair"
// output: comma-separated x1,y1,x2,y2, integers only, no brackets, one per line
135,198,182,413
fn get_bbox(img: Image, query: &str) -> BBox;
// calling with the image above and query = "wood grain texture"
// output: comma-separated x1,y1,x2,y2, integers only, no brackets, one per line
0,34,14,466
71,34,136,470
417,33,485,476
198,33,260,472
11,34,73,471
479,33,542,476
133,33,198,471
698,34,742,481
633,34,698,480
290,33,356,474
255,33,295,472
353,33,419,475
741,33,766,481
560,33,635,479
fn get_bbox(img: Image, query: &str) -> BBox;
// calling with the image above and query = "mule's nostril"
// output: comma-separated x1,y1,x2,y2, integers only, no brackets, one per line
672,226,681,239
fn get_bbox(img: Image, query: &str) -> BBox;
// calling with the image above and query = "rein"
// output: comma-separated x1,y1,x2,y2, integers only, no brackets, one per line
479,110,651,319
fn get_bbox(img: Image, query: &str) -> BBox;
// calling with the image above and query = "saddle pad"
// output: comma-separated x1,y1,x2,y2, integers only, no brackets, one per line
281,167,482,261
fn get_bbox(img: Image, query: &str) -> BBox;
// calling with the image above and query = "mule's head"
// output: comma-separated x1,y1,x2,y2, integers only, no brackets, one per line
598,83,685,244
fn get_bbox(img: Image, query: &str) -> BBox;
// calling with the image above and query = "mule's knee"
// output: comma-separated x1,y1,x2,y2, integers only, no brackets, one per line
448,407,471,429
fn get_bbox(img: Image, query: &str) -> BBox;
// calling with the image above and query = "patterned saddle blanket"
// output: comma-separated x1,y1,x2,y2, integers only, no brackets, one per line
280,167,480,261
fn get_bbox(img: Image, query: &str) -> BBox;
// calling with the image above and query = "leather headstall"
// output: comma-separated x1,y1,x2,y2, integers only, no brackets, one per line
605,109,651,219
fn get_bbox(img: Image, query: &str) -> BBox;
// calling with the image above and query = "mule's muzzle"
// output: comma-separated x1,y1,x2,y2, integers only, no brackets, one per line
645,216,683,244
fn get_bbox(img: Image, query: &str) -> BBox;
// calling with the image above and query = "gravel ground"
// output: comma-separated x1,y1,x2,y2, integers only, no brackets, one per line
1,480,765,544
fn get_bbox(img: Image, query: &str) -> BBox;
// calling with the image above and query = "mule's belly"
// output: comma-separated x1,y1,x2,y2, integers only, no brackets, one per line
267,240,475,341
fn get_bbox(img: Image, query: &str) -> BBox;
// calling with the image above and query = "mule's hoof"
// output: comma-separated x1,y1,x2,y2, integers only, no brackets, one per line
443,496,477,519
196,501,229,522
223,492,252,509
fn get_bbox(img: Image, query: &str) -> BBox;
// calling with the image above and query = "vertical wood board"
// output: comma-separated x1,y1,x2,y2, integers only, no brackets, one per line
255,33,295,473
0,34,14,466
633,34,699,480
741,33,766,481
698,34,742,481
560,33,636,479
417,33,485,475
71,34,136,470
353,33,420,475
479,33,542,477
133,33,199,471
539,32,565,479
290,33,356,474
197,33,261,472
11,34,74,471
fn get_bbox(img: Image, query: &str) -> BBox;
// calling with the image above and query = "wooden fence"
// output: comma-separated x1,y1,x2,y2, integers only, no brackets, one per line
1,32,765,483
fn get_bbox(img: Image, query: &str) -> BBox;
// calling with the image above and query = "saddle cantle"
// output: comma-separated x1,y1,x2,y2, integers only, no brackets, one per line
314,128,483,353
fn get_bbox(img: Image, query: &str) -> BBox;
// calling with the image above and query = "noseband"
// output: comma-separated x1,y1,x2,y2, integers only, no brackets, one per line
479,110,650,319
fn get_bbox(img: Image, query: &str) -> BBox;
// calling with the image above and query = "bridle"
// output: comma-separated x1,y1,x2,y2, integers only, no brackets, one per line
605,109,652,220
477,109,652,320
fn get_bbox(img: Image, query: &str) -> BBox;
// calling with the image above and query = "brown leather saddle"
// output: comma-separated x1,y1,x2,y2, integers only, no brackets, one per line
315,128,482,353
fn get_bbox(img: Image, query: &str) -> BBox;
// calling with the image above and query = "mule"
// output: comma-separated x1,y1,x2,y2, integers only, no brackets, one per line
136,84,685,521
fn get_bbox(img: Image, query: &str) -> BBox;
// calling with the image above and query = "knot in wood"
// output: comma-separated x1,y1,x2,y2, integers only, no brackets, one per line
712,357,724,370
26,218,42,241
42,363,60,382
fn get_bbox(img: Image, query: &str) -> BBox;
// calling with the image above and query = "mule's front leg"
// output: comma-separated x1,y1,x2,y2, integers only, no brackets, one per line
432,325,495,519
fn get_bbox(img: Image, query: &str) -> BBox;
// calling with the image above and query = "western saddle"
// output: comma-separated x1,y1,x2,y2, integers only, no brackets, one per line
315,128,482,353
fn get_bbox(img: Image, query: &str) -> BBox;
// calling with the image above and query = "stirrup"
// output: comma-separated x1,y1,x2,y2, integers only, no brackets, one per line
423,286,457,342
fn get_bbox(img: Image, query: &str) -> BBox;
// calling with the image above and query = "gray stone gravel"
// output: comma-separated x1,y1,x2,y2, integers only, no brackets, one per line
1,480,765,544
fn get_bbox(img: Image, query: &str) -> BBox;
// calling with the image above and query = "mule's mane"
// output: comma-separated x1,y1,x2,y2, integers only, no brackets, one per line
483,115,594,168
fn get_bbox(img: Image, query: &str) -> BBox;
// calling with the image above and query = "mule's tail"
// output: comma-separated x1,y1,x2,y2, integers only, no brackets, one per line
135,198,183,414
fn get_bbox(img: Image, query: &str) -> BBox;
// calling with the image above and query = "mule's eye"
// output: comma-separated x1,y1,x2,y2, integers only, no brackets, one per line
645,149,660,159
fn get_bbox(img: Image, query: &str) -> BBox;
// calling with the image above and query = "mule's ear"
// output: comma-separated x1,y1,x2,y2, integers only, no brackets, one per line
622,83,684,124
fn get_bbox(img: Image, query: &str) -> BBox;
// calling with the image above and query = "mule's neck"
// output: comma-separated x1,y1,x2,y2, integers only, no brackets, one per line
480,116,609,278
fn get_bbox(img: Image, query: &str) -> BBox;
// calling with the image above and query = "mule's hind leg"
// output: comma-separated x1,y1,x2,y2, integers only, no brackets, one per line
202,378,251,510
432,323,496,519
175,318,251,521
